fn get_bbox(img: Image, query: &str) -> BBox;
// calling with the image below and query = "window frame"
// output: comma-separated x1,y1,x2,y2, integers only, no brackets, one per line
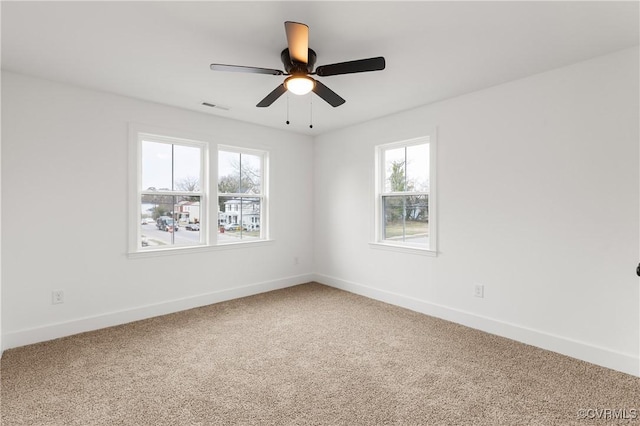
372,134,437,256
128,124,271,258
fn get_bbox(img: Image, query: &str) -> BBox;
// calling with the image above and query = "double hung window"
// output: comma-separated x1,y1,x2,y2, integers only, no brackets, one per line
138,135,205,249
375,135,436,253
217,147,267,242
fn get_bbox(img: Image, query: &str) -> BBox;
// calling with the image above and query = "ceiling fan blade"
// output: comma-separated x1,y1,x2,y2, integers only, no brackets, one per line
312,80,345,107
210,64,284,76
284,21,309,64
256,84,287,107
315,57,386,77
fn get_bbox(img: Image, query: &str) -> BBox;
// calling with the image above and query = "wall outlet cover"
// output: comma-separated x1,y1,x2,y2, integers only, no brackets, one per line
474,284,484,298
52,290,64,304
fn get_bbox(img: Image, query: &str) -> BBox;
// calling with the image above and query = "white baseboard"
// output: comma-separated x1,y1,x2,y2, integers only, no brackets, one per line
313,273,639,377
2,273,314,352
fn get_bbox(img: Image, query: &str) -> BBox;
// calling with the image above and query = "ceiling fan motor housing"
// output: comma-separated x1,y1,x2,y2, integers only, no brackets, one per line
281,48,317,74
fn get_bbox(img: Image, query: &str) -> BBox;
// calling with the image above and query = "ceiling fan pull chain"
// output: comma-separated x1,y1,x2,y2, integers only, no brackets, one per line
309,95,313,129
286,93,290,125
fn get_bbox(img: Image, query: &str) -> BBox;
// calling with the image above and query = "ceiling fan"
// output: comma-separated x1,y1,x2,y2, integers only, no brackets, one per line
210,21,386,108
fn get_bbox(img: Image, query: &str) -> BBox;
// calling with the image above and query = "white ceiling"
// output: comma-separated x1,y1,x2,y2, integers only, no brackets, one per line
2,1,638,136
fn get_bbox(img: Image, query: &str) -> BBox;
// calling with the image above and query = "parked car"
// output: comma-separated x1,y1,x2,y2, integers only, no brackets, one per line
224,223,242,231
156,216,168,230
141,218,151,225
185,223,200,231
156,216,179,232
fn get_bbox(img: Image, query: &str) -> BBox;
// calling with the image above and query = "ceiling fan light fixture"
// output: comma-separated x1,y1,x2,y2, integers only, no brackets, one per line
284,75,315,95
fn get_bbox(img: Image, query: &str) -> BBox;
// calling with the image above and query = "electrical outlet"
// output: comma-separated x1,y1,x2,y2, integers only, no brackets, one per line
52,290,64,305
474,284,484,298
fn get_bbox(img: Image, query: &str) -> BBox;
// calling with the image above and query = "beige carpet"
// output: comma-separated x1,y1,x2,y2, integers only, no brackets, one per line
1,283,638,425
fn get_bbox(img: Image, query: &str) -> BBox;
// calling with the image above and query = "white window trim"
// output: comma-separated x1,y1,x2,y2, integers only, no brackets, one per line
127,123,271,258
127,239,276,259
372,133,437,256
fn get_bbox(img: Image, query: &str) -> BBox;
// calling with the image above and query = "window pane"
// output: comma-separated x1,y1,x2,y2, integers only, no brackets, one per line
382,195,429,246
240,197,261,241
140,195,202,248
142,141,172,191
384,147,406,192
383,196,405,241
140,195,175,247
406,143,429,192
241,153,262,194
405,195,429,245
141,194,174,224
176,195,201,242
173,145,201,192
218,151,241,193
218,196,261,242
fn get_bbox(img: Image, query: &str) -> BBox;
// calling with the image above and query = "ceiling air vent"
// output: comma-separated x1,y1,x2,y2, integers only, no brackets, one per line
201,102,230,111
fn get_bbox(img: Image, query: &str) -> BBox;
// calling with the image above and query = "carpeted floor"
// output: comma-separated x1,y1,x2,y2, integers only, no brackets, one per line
1,283,638,425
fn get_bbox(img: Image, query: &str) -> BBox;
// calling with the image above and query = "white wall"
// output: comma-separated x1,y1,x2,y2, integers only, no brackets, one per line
314,47,640,376
0,66,3,357
1,72,314,349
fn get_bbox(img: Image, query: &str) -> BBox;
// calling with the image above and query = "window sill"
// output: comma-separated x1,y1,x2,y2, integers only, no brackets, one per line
369,242,437,257
128,239,275,259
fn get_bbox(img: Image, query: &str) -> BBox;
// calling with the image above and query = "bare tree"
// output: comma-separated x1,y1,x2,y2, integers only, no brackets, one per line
218,161,261,194
175,176,200,192
218,160,261,214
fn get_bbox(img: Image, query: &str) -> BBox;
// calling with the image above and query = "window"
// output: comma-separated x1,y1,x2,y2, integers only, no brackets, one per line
374,135,436,253
129,126,269,255
136,134,206,250
217,147,267,243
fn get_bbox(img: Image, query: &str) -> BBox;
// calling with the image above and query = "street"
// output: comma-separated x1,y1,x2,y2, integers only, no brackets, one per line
141,223,200,247
141,223,260,247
